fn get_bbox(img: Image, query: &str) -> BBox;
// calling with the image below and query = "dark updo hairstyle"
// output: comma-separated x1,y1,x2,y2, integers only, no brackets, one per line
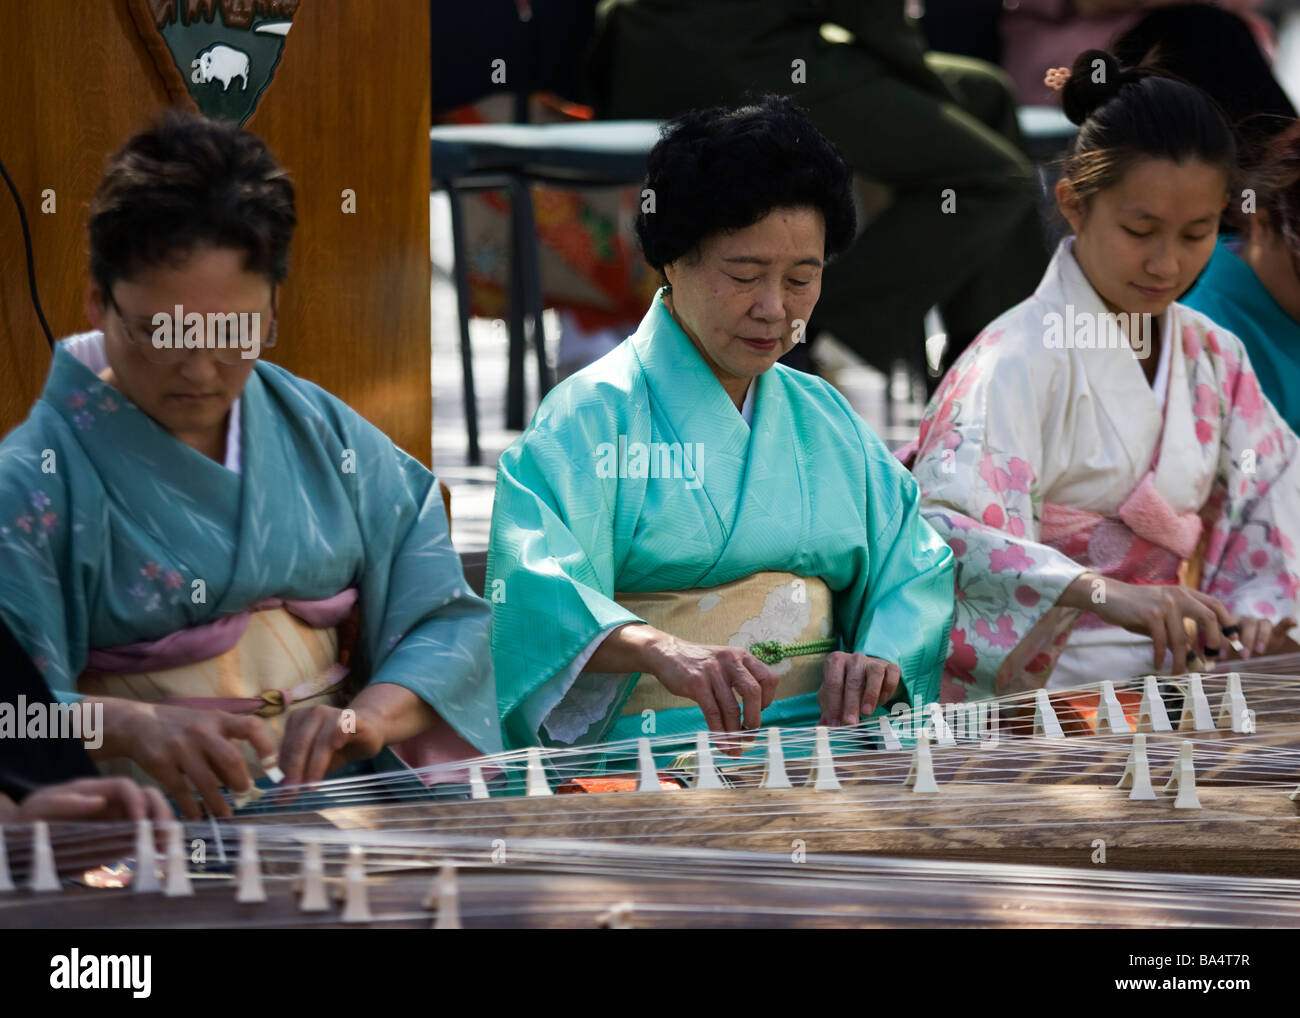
1237,121,1300,252
1059,49,1237,209
635,94,855,277
88,109,297,300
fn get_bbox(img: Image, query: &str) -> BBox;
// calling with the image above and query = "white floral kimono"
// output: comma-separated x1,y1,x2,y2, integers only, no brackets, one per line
910,239,1300,701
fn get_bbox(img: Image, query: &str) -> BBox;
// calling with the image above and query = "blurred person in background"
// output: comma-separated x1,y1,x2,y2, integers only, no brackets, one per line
583,0,1050,387
1184,121,1300,431
1000,1,1274,106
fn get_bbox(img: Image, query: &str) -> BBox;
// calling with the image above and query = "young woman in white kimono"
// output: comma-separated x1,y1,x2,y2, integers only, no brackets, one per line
910,50,1300,701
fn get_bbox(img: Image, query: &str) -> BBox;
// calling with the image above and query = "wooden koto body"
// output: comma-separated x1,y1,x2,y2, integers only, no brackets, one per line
2,657,1300,928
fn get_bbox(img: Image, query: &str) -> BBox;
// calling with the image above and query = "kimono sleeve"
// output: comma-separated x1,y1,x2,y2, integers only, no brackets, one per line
349,434,502,756
844,429,956,708
1196,331,1300,625
487,418,642,749
911,336,1088,696
0,434,90,703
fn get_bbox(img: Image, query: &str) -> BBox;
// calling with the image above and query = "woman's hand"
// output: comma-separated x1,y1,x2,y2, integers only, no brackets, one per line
91,698,275,820
819,652,901,726
15,776,173,823
1061,573,1235,672
1224,616,1298,660
643,636,780,733
278,703,385,790
588,624,779,732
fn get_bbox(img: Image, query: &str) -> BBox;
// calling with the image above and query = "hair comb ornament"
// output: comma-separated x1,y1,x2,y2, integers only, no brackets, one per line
1045,67,1071,92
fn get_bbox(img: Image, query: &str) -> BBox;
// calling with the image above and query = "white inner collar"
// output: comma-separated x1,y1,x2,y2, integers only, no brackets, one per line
1150,306,1174,410
60,331,243,474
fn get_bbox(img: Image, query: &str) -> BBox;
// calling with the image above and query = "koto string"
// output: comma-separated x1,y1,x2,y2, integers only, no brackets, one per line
2,666,1297,927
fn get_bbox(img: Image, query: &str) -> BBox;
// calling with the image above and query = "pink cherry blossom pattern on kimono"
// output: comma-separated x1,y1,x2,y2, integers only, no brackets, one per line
975,615,1019,649
989,544,1034,574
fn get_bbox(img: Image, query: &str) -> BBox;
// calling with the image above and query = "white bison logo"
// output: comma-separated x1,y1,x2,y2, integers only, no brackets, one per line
190,44,251,91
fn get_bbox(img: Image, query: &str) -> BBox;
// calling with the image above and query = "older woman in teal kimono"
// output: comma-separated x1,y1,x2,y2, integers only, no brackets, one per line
0,113,499,818
488,96,955,749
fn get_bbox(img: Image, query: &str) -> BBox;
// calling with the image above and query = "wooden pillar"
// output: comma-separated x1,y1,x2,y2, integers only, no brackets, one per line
0,1,433,463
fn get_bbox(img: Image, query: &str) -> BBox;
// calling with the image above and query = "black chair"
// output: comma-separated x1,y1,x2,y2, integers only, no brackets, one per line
433,0,643,464
431,120,661,463
459,549,487,598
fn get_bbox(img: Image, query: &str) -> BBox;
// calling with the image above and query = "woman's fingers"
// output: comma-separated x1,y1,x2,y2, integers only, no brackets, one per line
199,727,254,797
744,654,780,709
178,747,232,818
53,777,149,821
24,790,109,821
1148,606,1168,671
818,655,845,726
100,777,151,821
838,654,866,726
138,753,203,820
1270,617,1299,654
223,714,276,762
880,662,902,706
1236,618,1261,660
142,785,175,822
279,709,325,787
859,661,893,716
1253,618,1273,657
1188,588,1235,626
710,670,741,733
1166,600,1190,673
695,683,726,734
1185,596,1226,657
304,712,344,785
725,659,763,731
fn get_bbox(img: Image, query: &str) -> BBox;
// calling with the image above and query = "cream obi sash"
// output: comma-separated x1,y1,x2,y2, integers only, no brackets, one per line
79,597,355,782
613,571,834,716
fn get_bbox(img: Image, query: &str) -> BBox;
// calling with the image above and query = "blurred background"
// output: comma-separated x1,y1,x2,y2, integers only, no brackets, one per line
431,1,1300,551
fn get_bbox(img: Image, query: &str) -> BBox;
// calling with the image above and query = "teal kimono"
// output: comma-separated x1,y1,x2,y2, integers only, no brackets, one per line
0,336,501,756
1184,238,1300,434
488,290,955,748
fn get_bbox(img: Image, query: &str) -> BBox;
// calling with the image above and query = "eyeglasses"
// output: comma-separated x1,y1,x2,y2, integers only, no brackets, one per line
107,297,278,366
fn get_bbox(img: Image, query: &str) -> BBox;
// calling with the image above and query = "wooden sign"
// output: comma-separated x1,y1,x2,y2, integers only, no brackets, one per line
127,0,301,124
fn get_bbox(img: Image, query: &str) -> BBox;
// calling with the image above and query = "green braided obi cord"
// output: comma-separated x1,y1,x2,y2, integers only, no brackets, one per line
612,571,834,736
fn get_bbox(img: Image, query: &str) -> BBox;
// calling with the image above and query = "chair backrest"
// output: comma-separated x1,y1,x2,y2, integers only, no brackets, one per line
459,550,488,598
438,480,452,536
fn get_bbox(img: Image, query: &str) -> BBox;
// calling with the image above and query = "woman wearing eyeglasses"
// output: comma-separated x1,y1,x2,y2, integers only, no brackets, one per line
0,112,500,818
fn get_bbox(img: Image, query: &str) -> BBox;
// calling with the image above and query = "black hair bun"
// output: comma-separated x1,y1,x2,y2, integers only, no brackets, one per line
1061,49,1128,126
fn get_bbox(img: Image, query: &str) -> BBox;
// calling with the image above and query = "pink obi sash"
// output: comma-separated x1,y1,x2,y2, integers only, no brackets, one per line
1041,472,1203,628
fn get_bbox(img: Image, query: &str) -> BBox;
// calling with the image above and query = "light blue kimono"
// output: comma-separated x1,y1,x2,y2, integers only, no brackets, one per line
1184,238,1300,433
0,337,501,756
488,289,955,749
